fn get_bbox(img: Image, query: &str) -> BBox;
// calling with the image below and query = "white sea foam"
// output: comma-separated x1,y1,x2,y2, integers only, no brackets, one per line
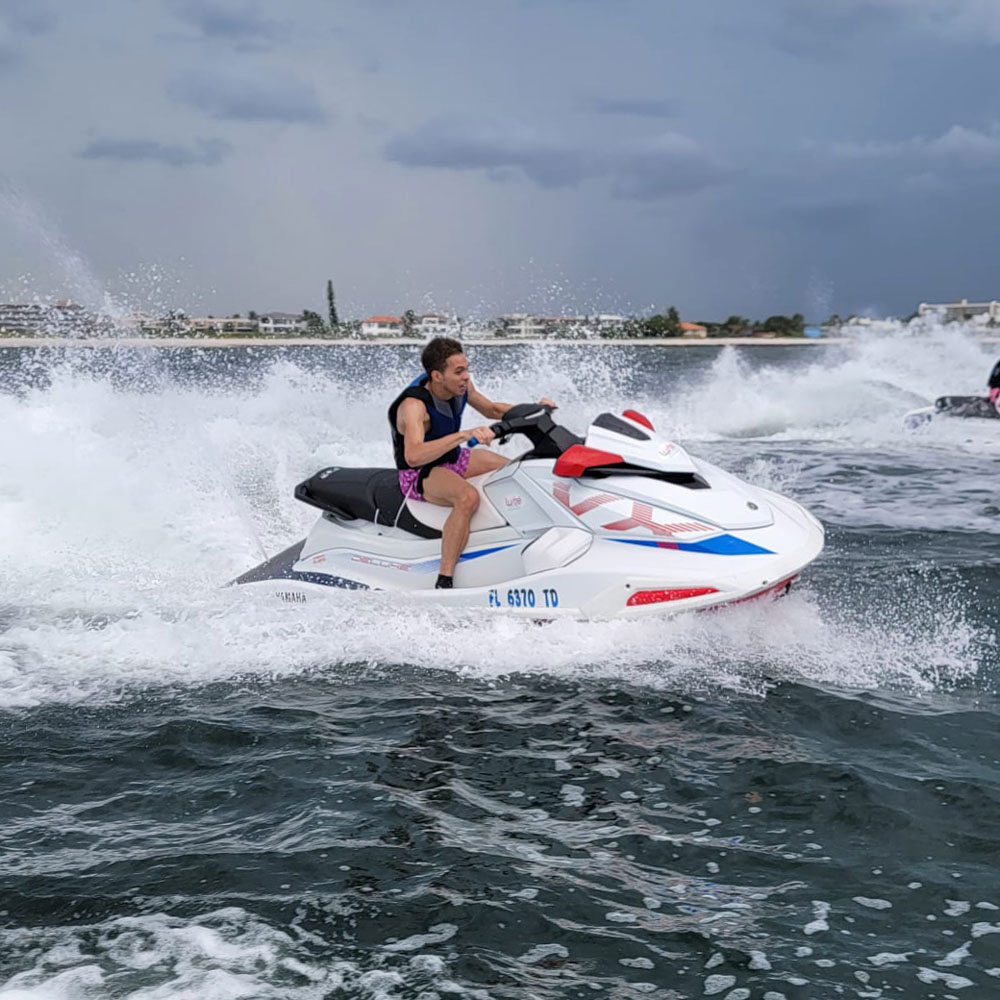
0,908,349,999
703,974,736,995
665,323,1000,446
0,334,991,708
853,897,892,910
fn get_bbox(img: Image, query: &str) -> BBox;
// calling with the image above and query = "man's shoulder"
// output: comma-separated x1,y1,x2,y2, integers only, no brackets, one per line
390,379,429,406
398,395,429,421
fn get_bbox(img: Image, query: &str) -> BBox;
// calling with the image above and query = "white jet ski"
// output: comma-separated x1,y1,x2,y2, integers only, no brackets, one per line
904,395,1000,429
233,405,824,618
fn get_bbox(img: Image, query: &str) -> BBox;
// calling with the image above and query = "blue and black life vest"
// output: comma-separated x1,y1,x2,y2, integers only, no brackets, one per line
388,373,467,478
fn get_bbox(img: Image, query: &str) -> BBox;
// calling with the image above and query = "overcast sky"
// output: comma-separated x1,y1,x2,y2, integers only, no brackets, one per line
2,0,1000,322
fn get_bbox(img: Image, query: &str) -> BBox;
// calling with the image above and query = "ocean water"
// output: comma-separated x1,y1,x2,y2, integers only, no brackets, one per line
1,329,999,999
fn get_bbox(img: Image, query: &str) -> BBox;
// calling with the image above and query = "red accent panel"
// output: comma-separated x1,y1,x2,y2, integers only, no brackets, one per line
623,409,654,430
554,444,624,478
627,587,718,607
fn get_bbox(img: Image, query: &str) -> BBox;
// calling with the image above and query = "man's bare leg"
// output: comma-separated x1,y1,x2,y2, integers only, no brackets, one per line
465,449,508,477
421,467,480,578
421,453,509,581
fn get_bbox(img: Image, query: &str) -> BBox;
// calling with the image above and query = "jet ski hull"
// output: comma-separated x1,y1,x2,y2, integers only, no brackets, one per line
236,559,814,618
234,486,823,619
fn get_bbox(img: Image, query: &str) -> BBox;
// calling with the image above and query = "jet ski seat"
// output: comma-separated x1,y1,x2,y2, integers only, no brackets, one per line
295,467,442,539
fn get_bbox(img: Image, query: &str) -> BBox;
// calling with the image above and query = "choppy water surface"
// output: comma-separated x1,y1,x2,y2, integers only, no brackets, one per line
2,329,999,998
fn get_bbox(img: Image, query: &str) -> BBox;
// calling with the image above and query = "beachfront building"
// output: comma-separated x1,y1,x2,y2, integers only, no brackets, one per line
188,316,261,334
459,321,494,340
0,301,95,335
546,316,589,337
0,303,52,333
119,311,171,334
414,313,458,336
361,315,402,337
680,322,708,338
917,299,1000,324
499,314,548,339
592,314,626,331
259,312,306,335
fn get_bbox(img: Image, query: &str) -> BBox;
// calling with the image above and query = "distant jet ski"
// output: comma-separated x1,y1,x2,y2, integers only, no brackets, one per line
232,404,824,619
906,358,1000,429
904,395,1000,429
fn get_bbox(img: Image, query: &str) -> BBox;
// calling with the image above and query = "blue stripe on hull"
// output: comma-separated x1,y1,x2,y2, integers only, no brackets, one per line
410,542,518,573
612,535,774,556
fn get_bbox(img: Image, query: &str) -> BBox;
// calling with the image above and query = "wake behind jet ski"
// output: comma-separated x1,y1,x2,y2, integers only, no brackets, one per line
233,405,825,619
904,358,1000,429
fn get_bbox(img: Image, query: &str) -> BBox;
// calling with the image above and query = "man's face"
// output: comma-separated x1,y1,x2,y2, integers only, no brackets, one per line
433,353,470,396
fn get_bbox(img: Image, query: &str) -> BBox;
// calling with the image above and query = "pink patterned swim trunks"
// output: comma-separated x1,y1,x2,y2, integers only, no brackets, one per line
398,447,471,501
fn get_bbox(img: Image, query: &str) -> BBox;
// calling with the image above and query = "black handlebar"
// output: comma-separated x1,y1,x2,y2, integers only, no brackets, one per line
489,402,556,442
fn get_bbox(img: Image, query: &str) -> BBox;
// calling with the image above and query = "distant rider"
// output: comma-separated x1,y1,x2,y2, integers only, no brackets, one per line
988,358,1000,414
388,336,554,590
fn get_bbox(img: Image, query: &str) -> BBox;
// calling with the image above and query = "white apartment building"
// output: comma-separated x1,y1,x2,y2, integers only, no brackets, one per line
591,314,626,328
499,313,548,338
414,313,458,336
498,313,626,338
188,317,261,334
361,315,402,337
918,299,1000,324
258,312,306,334
0,301,92,334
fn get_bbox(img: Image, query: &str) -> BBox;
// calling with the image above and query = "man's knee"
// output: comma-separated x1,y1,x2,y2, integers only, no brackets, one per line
454,484,479,515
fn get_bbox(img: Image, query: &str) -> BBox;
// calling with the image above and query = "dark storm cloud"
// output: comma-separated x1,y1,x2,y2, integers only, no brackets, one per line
165,0,288,47
770,1,900,56
79,137,233,167
771,0,1000,54
0,0,55,36
167,67,328,123
589,97,677,119
610,137,730,199
385,118,723,199
385,119,589,188
780,199,874,234
0,0,54,70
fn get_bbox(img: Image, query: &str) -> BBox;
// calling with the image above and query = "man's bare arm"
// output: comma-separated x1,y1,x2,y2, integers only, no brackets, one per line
468,382,556,420
467,383,512,421
399,398,494,467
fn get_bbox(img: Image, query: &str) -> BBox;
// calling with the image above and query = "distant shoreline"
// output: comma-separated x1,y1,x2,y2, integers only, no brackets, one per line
4,334,999,349
0,335,853,349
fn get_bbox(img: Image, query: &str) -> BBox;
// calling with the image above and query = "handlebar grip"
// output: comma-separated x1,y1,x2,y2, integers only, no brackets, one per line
466,437,479,448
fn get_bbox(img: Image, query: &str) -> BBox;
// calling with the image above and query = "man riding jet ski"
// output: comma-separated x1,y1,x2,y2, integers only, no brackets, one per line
386,336,556,591
233,404,825,619
904,358,1000,428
